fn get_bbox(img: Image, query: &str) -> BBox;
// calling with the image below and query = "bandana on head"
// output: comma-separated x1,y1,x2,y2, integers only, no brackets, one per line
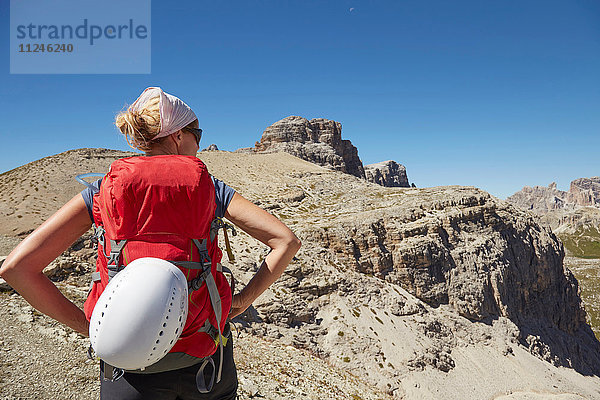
130,87,197,140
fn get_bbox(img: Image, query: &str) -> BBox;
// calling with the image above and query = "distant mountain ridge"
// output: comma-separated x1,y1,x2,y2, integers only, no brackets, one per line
507,177,600,213
507,177,600,258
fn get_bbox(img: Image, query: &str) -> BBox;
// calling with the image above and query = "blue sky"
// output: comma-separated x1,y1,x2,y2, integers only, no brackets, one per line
1,0,599,199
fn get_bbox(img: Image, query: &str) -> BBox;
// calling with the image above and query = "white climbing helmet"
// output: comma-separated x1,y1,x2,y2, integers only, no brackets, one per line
89,257,188,370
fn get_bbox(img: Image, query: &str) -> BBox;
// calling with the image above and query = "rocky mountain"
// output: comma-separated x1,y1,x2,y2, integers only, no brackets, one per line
507,177,600,258
202,144,219,151
246,116,365,179
241,116,411,188
1,149,600,399
506,182,569,213
567,177,600,207
507,177,600,214
364,160,410,188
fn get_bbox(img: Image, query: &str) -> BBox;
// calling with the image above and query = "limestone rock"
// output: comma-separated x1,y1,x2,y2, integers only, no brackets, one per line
202,144,219,152
364,160,410,187
0,278,10,292
508,177,600,214
252,116,366,179
0,257,11,291
567,177,600,207
309,189,585,331
506,182,568,213
507,177,600,257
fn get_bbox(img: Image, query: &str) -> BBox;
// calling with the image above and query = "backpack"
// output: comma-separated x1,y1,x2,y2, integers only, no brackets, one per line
82,155,234,387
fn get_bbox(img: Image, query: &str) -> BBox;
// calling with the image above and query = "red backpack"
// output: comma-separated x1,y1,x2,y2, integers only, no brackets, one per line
83,155,233,381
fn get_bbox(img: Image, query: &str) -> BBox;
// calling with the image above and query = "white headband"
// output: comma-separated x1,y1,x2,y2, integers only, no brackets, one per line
129,87,198,140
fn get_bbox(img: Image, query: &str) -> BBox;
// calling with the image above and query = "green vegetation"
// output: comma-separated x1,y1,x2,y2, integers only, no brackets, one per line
568,259,600,340
560,226,600,258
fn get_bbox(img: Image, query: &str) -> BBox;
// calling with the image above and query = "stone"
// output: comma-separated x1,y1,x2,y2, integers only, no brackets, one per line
0,278,12,292
508,177,600,214
202,144,219,152
566,177,600,207
252,116,366,179
364,160,410,187
506,182,568,214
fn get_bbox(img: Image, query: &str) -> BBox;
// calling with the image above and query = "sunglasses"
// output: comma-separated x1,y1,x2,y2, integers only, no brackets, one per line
183,127,203,144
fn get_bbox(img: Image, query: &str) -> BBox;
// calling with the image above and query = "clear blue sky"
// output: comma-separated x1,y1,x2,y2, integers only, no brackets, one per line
1,0,599,199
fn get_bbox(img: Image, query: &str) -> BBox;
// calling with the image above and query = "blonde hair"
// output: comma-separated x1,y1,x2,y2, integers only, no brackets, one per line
115,95,161,151
115,94,199,152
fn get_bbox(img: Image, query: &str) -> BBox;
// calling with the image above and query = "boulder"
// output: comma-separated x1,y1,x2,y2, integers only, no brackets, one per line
364,160,410,187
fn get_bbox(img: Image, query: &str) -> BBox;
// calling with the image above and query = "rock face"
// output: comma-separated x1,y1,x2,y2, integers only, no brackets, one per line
308,189,586,331
506,182,568,213
567,177,600,207
507,177,600,258
508,177,600,214
202,144,219,152
249,116,414,188
252,116,365,179
364,161,409,187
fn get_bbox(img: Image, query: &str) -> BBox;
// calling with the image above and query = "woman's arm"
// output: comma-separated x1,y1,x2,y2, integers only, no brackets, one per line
224,193,301,318
0,194,92,336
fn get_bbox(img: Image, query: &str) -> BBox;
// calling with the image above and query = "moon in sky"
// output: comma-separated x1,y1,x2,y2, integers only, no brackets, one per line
349,7,355,12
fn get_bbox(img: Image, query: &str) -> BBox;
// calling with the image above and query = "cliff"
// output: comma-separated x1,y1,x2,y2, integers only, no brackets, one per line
251,116,366,179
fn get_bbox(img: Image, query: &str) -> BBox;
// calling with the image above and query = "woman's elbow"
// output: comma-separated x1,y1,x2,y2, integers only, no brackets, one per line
0,257,18,282
285,233,302,254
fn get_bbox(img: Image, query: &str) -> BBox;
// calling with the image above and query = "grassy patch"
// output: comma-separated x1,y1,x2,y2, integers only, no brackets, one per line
560,226,600,258
568,259,600,341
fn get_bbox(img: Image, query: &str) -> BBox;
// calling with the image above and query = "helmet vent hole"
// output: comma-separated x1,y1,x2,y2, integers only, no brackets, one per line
101,312,104,317
175,328,179,334
153,347,156,351
156,339,160,344
170,340,173,345
170,303,173,307
168,309,171,313
163,323,167,328
159,331,164,336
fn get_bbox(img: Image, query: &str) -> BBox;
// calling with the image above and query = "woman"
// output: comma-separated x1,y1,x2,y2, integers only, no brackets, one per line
0,87,301,399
